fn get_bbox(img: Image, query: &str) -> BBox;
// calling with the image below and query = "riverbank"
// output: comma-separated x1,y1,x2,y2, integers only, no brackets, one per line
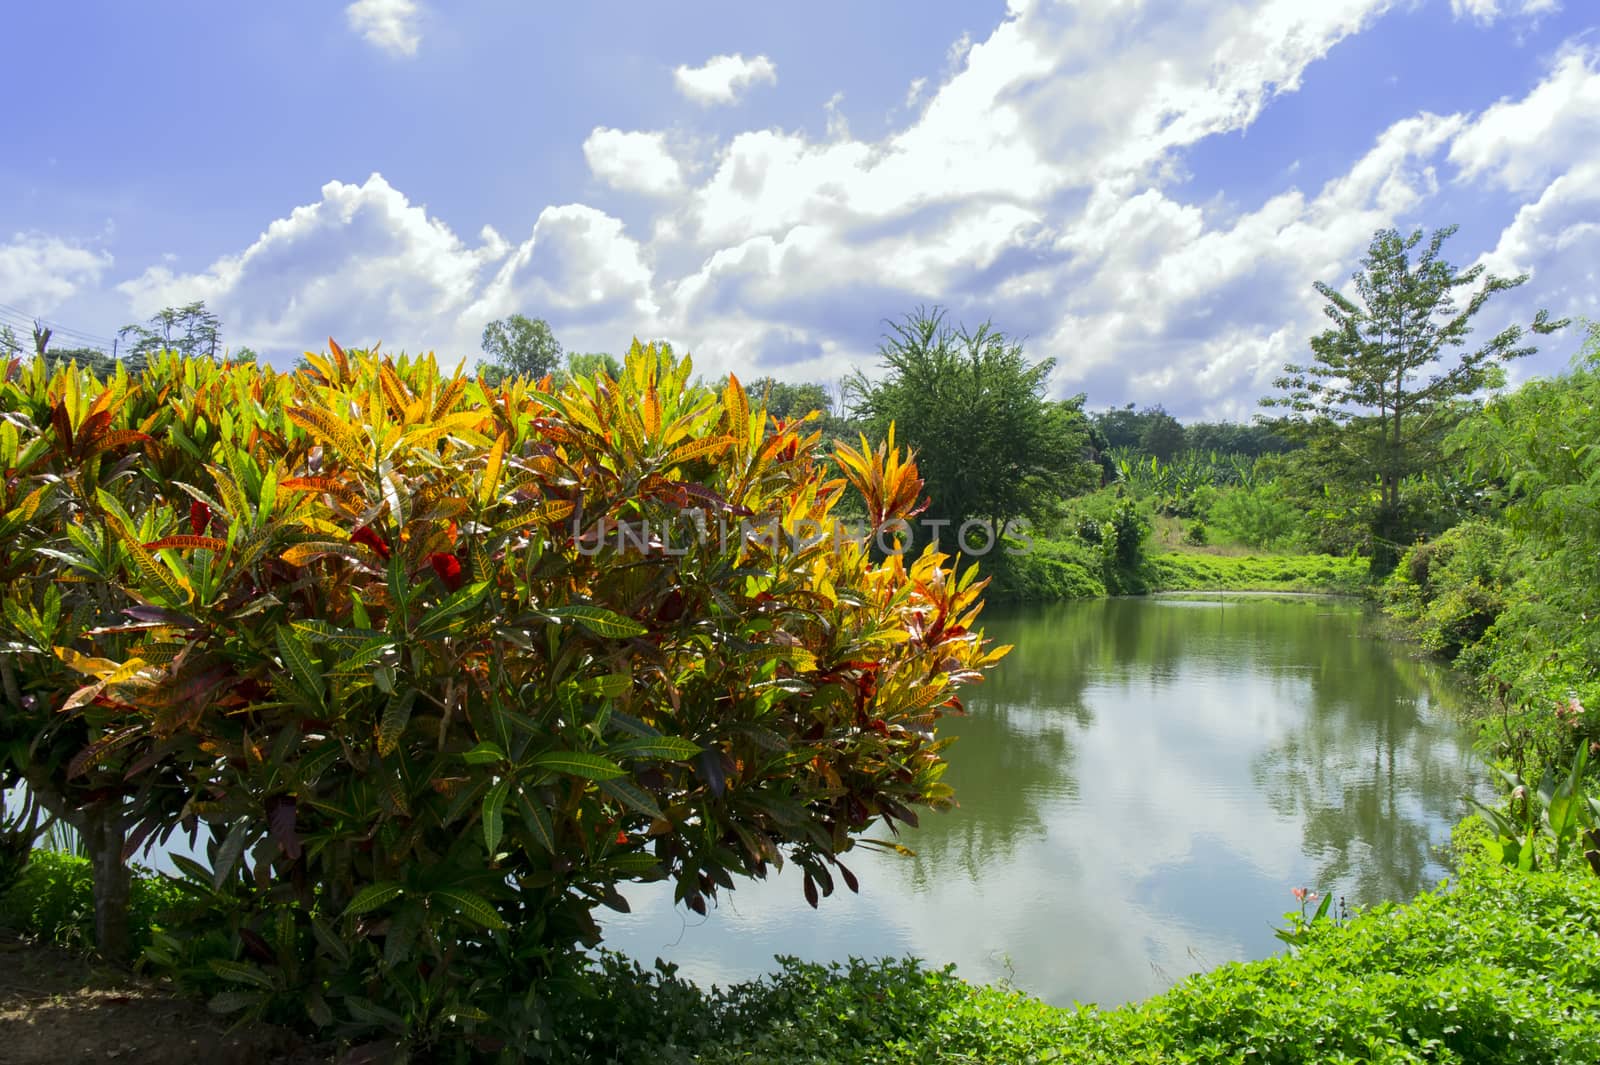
989,537,1367,602
8,834,1594,1063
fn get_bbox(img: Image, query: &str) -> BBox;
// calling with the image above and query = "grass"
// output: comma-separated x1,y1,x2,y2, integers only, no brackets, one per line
1144,548,1368,595
990,537,1368,603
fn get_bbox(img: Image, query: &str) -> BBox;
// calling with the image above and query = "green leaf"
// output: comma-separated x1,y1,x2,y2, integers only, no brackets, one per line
545,605,648,639
342,881,404,917
608,736,703,761
412,581,491,640
377,689,416,756
311,917,351,965
431,888,506,930
291,618,385,644
527,750,626,781
461,740,507,765
580,673,632,698
382,905,425,968
482,777,510,854
606,710,663,739
208,959,274,989
598,777,665,819
515,788,557,853
212,821,251,889
345,995,407,1030
274,624,325,702
597,852,662,877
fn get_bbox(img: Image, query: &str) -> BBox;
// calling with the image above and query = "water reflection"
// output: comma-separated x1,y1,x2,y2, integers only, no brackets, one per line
607,595,1484,1007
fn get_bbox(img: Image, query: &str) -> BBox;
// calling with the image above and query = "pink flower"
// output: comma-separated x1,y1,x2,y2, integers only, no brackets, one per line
1292,887,1308,902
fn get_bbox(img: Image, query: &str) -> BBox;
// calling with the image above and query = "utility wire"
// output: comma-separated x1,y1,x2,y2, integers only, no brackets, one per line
0,303,121,350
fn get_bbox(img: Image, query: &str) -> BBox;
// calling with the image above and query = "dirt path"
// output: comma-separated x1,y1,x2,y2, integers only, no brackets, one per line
0,932,333,1065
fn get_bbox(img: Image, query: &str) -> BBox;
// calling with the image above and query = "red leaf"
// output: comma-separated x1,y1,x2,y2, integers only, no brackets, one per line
803,873,819,909
351,525,391,560
428,552,464,591
189,500,212,536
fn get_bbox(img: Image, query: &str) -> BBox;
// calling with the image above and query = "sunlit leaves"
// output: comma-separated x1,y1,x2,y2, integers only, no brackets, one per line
0,340,1008,1051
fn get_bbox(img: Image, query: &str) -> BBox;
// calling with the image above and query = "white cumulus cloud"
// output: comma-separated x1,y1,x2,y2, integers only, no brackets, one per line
346,0,422,58
118,174,506,360
583,129,686,197
673,53,777,106
80,3,1600,411
1448,45,1600,195
0,233,113,317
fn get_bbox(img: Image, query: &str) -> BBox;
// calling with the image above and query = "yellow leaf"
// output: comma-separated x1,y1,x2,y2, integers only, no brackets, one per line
54,647,124,679
480,432,508,507
286,407,366,463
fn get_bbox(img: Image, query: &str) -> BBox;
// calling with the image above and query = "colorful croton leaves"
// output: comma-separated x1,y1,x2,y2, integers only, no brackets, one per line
0,341,1006,1046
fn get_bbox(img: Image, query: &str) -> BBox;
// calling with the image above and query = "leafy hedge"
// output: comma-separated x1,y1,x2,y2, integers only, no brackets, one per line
0,344,1005,1054
10,833,1596,1063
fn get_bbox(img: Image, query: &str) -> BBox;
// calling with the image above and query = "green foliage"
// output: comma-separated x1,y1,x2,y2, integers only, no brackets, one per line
1468,746,1600,877
1380,329,1600,774
845,307,1098,536
1264,225,1566,570
12,840,1600,1063
1145,551,1367,594
1091,408,1293,470
493,852,1600,1063
118,300,224,366
1203,481,1304,551
560,351,624,385
1452,325,1600,731
1386,520,1511,659
986,537,1107,602
0,851,180,952
0,342,1004,1052
480,314,563,384
1055,490,1151,593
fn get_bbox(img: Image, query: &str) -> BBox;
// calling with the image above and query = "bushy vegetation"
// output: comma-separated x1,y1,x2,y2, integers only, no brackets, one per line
1383,325,1600,778
13,825,1594,1064
0,344,1006,1055
0,850,180,954
1146,551,1366,595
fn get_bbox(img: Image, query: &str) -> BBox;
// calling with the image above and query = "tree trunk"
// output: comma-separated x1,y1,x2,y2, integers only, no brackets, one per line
81,801,131,965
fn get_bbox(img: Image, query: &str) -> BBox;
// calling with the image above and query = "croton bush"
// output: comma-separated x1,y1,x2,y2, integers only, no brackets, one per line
0,342,1005,1056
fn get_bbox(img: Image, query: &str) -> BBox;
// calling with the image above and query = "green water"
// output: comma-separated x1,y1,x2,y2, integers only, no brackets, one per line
608,594,1485,1007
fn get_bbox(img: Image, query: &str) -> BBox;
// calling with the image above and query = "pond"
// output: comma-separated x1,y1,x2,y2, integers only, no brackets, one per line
603,593,1487,1008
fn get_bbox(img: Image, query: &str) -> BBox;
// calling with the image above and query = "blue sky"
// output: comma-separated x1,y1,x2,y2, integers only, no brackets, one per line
3,0,1596,417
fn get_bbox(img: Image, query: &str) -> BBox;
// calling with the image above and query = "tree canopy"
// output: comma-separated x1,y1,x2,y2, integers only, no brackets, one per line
1264,225,1566,567
480,314,563,384
845,308,1097,543
118,301,223,368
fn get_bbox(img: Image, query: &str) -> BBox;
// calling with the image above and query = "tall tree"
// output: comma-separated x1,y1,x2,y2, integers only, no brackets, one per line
480,314,562,384
748,377,834,421
1136,407,1185,461
118,300,223,369
562,351,624,383
1264,225,1565,567
845,307,1097,542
